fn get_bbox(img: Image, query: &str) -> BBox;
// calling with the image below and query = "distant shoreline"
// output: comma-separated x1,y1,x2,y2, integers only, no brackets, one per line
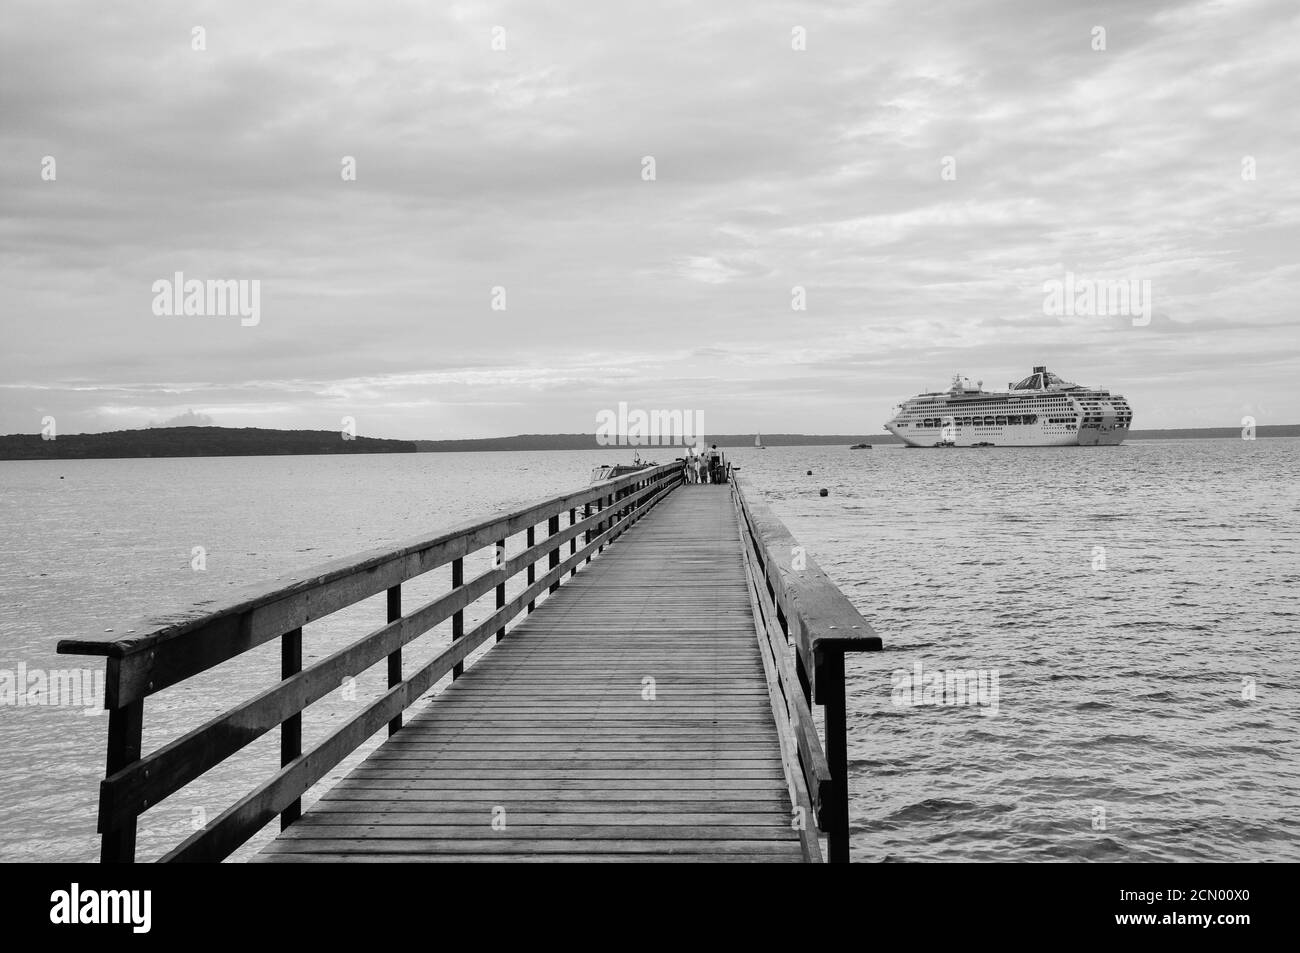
412,427,1298,451
0,426,416,461
0,424,1295,460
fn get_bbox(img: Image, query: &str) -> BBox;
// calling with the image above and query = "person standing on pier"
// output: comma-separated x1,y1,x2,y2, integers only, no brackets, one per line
706,444,722,484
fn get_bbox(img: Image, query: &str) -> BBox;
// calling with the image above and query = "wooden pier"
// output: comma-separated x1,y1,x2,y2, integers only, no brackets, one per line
60,463,881,863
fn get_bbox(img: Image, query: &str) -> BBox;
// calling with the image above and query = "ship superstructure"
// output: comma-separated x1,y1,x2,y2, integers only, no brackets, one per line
884,366,1132,447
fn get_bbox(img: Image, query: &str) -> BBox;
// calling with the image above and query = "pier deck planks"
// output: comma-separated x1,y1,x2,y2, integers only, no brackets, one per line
257,485,803,862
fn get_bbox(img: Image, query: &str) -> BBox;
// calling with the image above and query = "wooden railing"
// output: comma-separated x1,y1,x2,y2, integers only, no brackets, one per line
58,463,683,862
731,476,882,863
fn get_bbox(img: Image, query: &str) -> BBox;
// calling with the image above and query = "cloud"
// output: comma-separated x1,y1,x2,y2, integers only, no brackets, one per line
1,0,1297,435
146,409,216,428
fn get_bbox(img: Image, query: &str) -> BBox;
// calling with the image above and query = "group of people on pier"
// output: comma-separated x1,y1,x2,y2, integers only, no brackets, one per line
682,444,727,484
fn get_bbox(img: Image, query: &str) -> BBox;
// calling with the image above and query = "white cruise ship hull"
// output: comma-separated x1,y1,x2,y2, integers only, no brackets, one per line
884,366,1132,448
887,422,1127,448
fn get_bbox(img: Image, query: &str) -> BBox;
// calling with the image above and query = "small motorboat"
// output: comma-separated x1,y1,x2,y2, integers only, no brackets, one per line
849,443,872,450
590,451,657,484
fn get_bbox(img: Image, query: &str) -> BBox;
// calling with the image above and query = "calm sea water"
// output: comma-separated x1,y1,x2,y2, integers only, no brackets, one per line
2,441,1298,862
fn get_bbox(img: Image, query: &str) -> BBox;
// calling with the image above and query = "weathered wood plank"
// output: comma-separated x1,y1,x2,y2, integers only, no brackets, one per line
255,852,802,863
260,838,801,856
276,824,798,841
297,810,791,825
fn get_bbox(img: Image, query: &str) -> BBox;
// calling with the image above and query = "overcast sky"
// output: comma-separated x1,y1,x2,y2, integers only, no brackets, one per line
1,0,1296,438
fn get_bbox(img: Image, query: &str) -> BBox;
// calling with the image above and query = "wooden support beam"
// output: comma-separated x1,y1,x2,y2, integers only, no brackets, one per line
569,508,578,577
386,587,402,736
548,514,561,593
495,540,506,641
282,627,304,828
526,526,536,613
820,650,850,863
451,558,464,679
99,682,143,863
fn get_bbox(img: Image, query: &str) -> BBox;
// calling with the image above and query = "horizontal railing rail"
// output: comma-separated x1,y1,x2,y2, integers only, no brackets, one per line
731,476,882,863
59,462,682,862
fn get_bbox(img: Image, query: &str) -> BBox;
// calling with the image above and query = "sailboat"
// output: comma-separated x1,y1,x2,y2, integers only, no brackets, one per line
755,433,766,450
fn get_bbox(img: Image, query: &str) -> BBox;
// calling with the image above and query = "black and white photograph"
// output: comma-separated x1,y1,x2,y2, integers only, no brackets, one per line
0,0,1294,929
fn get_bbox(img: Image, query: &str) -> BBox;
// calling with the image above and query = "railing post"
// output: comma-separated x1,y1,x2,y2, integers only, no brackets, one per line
281,626,303,828
386,585,402,735
569,508,577,577
527,526,536,612
602,494,612,551
495,539,506,641
583,502,592,563
548,513,561,592
99,661,142,862
821,649,851,863
451,557,465,678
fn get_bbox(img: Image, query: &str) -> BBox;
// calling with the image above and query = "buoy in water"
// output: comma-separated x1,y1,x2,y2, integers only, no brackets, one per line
806,470,812,475
819,488,828,497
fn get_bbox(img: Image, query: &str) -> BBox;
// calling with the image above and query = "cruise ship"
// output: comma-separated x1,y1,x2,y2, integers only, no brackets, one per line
885,366,1132,447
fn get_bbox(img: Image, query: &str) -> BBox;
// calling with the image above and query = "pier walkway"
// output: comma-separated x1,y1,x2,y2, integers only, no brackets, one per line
61,463,881,863
262,487,798,862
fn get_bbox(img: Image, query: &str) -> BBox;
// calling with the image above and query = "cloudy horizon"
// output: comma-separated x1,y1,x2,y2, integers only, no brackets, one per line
2,0,1297,440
